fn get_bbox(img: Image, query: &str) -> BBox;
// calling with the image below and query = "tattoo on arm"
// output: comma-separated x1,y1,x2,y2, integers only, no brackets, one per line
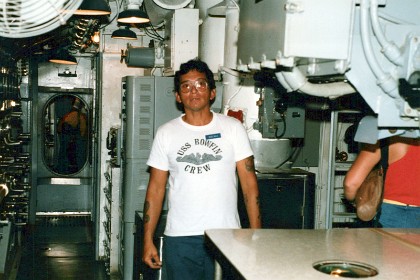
244,156,255,172
244,194,260,206
256,196,261,220
144,201,150,223
244,194,261,221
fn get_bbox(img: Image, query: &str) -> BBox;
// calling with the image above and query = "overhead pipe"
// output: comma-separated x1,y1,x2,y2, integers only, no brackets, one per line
274,0,402,100
360,0,399,98
370,0,404,66
223,0,240,69
274,71,293,93
219,0,243,113
276,67,356,99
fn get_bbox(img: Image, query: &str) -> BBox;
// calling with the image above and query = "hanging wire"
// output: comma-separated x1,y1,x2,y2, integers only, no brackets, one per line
272,138,304,169
140,2,164,41
143,26,163,41
275,116,287,139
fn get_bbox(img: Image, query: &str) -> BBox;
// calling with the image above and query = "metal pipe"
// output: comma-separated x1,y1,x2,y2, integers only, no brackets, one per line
278,67,356,99
4,134,21,145
370,0,403,66
360,0,399,98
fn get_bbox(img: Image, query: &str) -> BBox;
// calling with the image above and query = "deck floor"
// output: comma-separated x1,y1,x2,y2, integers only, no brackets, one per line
15,216,108,280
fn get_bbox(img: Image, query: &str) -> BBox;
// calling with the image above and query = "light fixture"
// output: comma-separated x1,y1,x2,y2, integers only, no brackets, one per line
49,51,78,65
117,1,150,24
111,26,137,40
74,0,111,16
91,31,100,43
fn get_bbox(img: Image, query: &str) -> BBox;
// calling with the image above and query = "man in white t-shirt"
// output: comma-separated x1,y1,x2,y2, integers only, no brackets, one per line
142,59,261,280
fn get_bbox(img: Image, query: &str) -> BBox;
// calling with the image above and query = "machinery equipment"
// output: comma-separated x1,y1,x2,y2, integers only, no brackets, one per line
237,0,420,142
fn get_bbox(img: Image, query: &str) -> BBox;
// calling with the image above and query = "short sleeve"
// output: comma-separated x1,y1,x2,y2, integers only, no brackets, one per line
146,127,169,171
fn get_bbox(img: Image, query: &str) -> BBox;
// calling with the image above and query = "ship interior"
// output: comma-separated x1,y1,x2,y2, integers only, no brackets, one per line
0,0,419,279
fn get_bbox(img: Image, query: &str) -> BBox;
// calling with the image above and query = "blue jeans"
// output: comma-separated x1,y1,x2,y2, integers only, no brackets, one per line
164,235,215,280
378,202,420,228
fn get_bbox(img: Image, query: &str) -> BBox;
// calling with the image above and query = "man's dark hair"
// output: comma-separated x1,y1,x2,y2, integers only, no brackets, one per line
174,58,216,93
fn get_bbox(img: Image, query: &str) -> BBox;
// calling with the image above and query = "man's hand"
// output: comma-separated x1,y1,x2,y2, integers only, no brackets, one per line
142,241,162,269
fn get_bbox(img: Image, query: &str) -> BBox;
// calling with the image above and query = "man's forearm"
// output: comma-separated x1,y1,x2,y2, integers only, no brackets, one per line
238,156,262,228
143,199,162,244
245,193,262,228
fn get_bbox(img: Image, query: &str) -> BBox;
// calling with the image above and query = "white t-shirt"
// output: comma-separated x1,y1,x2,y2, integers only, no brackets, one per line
147,112,253,236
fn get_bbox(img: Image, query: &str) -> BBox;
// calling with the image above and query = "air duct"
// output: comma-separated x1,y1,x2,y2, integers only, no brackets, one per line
143,0,192,25
152,0,192,10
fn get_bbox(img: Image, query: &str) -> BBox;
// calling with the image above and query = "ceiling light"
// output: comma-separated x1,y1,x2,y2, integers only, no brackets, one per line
111,26,137,40
74,0,111,16
91,31,101,43
117,4,150,24
49,51,78,65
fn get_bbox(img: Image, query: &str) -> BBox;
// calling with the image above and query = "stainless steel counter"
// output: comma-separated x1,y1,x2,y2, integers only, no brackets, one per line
205,228,420,279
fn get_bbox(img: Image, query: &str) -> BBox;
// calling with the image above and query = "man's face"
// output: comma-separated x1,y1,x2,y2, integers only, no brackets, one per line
176,70,216,113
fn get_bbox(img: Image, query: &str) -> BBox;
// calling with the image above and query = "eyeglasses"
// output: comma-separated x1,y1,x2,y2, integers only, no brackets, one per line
179,79,209,93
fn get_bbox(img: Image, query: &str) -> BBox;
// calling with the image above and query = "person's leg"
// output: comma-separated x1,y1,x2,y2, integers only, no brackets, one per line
203,238,215,280
164,235,214,280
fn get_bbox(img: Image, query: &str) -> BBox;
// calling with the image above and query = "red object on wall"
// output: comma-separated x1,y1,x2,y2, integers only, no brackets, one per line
227,109,244,123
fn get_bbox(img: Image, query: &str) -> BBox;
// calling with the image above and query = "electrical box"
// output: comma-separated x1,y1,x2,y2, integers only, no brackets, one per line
238,169,315,229
164,9,199,76
292,116,322,167
255,86,306,139
237,0,355,64
120,76,179,217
